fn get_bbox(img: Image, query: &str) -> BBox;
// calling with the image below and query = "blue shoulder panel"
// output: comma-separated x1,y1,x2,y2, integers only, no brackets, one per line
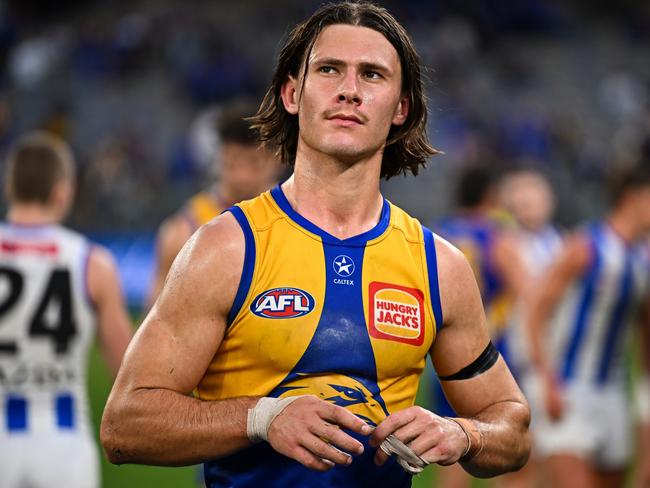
225,206,256,327
422,225,443,330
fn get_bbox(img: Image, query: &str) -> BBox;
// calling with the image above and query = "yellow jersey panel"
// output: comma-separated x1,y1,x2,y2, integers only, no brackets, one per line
363,208,437,415
183,190,223,229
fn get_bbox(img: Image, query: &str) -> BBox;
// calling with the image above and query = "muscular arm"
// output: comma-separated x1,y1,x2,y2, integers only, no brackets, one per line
101,213,250,465
101,213,368,468
87,246,133,377
371,237,529,477
432,237,530,477
146,215,193,308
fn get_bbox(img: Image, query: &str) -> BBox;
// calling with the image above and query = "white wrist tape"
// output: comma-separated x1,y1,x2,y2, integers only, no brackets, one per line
636,377,650,422
247,396,306,443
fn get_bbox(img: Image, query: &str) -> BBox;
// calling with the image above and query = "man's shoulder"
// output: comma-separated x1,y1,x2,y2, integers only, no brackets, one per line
232,190,282,231
386,201,427,242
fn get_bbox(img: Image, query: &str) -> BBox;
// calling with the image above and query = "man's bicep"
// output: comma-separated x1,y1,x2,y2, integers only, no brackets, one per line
116,213,245,394
118,312,224,394
430,237,491,376
440,358,523,418
428,237,524,413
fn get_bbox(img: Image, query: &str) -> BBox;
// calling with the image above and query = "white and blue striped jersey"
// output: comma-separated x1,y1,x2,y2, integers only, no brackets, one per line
0,223,96,438
548,221,649,386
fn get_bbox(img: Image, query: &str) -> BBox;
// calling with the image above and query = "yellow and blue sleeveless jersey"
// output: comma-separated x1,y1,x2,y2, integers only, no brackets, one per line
182,189,224,230
197,185,443,488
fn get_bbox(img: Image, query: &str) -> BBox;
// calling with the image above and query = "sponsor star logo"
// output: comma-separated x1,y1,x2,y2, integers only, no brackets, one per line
333,255,355,277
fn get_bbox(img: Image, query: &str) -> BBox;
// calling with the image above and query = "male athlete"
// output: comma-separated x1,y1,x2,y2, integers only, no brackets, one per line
101,3,530,487
0,132,133,487
149,99,281,303
500,169,562,377
528,164,650,488
498,168,563,488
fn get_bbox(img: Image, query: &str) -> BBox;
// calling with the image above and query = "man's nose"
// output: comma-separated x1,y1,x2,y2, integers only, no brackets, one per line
337,72,361,104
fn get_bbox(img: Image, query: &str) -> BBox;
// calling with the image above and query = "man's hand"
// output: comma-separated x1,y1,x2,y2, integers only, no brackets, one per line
369,406,469,467
543,372,564,422
266,396,372,472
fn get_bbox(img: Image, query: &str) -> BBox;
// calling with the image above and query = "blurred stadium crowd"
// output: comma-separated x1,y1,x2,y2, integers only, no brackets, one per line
0,1,649,238
2,1,650,487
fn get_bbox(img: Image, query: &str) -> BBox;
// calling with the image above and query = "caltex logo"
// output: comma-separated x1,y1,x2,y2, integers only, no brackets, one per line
333,255,355,277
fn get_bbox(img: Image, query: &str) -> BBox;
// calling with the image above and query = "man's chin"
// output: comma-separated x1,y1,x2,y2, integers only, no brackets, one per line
323,145,378,164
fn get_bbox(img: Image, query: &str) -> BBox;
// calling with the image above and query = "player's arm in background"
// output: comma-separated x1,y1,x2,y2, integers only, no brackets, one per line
146,214,193,308
526,232,591,421
100,212,370,469
492,230,530,305
87,245,134,377
634,294,650,488
371,236,530,477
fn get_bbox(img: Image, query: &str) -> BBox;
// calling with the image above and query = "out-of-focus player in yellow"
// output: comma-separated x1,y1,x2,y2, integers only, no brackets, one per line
149,99,282,304
101,3,530,487
0,132,133,488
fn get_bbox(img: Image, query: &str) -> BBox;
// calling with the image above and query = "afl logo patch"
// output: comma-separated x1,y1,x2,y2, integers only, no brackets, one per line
251,287,315,319
368,282,425,346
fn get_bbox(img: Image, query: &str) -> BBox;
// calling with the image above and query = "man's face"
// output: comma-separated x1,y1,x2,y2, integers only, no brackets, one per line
631,186,650,233
220,143,281,202
505,174,554,231
282,24,408,163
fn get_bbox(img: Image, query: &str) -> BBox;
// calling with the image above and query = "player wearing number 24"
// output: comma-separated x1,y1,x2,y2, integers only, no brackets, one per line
0,132,133,488
101,3,530,487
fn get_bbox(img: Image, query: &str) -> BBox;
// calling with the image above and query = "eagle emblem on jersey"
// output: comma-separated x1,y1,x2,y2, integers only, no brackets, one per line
272,373,388,426
250,287,315,319
368,282,425,346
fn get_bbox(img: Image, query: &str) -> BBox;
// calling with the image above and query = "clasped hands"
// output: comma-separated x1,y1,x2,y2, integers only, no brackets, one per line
264,395,470,473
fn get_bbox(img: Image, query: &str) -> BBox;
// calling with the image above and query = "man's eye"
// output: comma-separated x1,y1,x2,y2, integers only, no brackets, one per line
319,66,337,74
365,71,382,79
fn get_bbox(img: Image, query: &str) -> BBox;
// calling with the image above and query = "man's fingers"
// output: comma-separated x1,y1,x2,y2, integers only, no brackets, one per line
370,409,417,447
301,435,353,466
389,420,429,447
412,438,449,465
293,445,335,472
311,422,365,456
322,403,372,437
374,444,390,466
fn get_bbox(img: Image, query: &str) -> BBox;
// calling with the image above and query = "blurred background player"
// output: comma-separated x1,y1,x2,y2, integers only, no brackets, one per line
497,168,563,487
0,132,133,488
432,165,527,488
528,163,650,488
499,169,563,381
148,99,282,304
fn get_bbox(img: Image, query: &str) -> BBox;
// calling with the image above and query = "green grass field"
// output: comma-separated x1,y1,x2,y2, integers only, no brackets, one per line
88,345,440,488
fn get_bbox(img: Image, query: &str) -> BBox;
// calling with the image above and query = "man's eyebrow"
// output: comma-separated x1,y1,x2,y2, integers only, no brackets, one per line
311,57,393,74
311,57,346,67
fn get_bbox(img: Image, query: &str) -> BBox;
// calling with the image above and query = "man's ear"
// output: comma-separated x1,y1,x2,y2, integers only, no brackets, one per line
392,95,409,126
281,76,300,115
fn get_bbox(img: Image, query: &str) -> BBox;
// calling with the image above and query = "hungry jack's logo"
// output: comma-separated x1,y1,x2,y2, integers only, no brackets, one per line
368,282,424,346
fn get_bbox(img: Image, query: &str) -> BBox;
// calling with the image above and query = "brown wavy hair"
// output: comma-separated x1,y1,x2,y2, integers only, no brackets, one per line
249,1,439,179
